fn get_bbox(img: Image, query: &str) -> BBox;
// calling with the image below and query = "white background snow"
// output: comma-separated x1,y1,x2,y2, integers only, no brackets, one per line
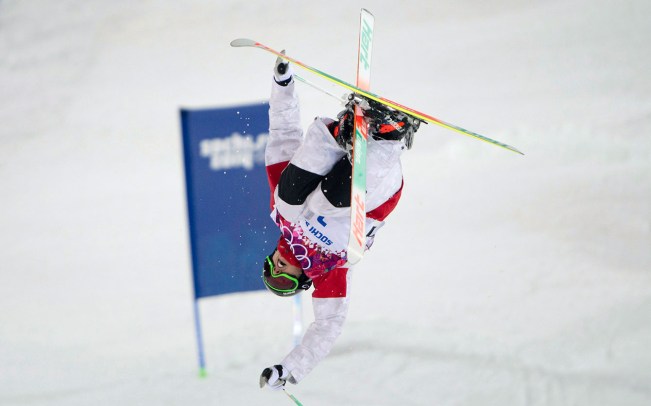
1,0,650,405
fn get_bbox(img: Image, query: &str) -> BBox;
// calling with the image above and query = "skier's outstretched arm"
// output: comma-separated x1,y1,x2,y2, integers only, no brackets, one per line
260,293,349,388
281,268,351,384
266,53,302,175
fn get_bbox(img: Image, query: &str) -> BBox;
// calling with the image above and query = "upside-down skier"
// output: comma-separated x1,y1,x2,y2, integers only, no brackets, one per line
259,53,420,390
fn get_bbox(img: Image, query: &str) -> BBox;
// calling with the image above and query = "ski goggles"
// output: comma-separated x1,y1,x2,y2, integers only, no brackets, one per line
262,252,301,294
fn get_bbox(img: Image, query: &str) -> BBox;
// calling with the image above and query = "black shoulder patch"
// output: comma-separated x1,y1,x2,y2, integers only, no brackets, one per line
278,163,324,205
321,157,352,208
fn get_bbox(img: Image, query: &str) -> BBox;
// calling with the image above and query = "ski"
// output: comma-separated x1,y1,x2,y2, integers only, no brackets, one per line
347,8,374,265
230,38,523,155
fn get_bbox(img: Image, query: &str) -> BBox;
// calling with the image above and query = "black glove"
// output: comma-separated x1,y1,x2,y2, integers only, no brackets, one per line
259,364,289,390
274,51,293,86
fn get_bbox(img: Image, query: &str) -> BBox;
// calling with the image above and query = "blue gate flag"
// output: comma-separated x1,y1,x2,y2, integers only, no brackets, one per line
181,102,271,298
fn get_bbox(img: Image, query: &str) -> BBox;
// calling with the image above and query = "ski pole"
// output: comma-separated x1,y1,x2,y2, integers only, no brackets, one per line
283,388,304,406
294,73,348,105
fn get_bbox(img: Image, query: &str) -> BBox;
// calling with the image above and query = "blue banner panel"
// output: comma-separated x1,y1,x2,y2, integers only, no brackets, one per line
181,102,271,298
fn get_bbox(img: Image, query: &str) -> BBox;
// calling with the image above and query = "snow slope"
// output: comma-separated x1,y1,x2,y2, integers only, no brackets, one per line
1,0,650,405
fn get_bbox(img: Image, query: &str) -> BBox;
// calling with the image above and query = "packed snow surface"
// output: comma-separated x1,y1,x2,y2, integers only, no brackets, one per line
1,0,650,405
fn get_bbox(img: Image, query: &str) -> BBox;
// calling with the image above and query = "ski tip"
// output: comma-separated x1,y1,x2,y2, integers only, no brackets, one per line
487,140,525,155
230,38,256,48
512,147,525,155
361,8,374,16
504,144,525,155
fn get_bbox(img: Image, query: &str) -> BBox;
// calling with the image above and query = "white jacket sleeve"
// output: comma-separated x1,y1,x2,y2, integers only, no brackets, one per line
281,295,350,383
289,117,345,176
266,80,303,166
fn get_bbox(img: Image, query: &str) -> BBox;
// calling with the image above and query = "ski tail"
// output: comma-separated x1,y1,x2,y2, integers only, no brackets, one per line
356,8,374,90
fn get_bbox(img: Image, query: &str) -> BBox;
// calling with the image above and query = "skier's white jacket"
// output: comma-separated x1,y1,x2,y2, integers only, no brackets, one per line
266,78,405,383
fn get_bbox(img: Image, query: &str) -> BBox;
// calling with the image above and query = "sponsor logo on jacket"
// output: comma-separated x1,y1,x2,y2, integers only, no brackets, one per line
305,220,333,246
